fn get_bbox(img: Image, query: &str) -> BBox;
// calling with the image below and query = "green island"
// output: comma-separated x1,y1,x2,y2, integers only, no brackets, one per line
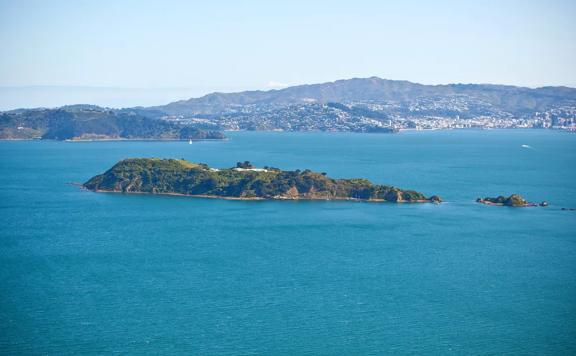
0,106,225,141
83,158,442,203
476,194,548,207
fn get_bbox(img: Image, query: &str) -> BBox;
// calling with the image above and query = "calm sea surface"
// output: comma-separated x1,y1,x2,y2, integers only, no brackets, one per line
1,130,575,355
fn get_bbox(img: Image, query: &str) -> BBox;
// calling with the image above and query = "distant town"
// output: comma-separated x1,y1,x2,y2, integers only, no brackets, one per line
153,77,576,132
2,77,576,139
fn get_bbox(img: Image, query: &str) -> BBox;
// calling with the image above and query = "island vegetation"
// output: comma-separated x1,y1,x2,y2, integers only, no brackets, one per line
0,105,225,140
476,194,548,207
83,158,442,203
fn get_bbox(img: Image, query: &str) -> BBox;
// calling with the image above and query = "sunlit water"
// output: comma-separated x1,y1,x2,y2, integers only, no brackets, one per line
1,130,575,355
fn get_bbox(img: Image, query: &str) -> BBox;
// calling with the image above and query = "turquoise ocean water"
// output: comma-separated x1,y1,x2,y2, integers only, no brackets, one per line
1,130,575,355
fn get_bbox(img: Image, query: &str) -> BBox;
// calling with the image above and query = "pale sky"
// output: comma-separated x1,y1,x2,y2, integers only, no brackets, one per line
0,0,575,109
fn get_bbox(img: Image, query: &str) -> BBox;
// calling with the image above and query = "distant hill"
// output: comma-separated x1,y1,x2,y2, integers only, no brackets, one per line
153,77,576,116
0,106,225,140
2,77,575,135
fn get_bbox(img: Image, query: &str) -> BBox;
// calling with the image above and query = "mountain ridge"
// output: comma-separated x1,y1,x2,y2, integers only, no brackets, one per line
2,77,575,136
151,76,576,116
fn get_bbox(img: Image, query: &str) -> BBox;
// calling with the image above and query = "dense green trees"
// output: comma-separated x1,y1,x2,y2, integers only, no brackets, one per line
236,161,253,169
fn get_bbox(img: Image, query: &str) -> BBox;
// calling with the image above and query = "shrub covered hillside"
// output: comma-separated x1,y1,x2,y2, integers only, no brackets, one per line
83,158,441,203
0,106,225,140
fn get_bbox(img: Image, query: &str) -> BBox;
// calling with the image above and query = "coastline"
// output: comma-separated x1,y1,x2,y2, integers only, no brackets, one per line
476,200,538,208
0,138,228,142
2,127,574,142
87,188,436,203
64,138,228,142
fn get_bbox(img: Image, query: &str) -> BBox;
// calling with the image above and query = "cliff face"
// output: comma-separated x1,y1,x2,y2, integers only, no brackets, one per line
84,158,441,203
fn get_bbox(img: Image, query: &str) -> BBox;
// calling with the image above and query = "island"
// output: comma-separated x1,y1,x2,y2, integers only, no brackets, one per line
0,106,225,141
83,158,442,203
476,194,548,207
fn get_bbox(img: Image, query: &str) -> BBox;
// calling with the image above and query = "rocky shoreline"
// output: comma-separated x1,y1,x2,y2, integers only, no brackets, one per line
82,158,442,204
476,194,548,208
87,188,440,203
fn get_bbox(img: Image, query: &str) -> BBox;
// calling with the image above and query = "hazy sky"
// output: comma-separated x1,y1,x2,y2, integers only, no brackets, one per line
0,0,575,108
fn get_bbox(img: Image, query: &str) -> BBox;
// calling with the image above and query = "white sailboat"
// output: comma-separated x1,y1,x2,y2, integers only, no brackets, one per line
188,139,193,144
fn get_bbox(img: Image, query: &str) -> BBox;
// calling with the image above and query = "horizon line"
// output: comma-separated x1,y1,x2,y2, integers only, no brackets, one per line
1,76,575,92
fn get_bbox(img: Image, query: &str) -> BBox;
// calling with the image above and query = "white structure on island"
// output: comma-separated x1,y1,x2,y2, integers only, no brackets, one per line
232,167,269,172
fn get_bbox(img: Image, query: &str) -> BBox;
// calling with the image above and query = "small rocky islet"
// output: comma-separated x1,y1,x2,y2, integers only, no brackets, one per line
83,158,442,203
476,194,548,207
